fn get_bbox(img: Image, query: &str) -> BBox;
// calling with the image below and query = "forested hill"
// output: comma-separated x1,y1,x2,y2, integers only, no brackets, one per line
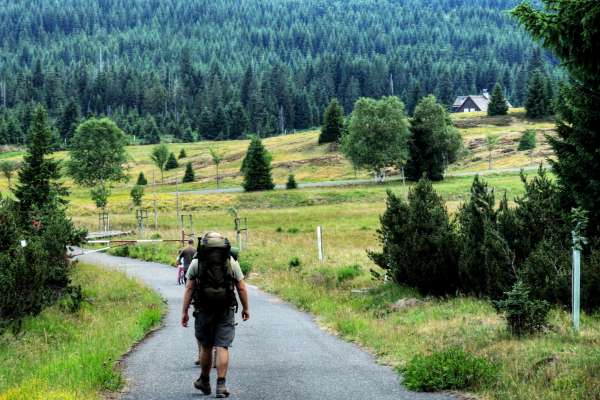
0,0,554,145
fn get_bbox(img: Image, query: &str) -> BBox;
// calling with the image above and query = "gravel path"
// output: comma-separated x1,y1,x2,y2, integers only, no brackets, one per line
76,251,455,400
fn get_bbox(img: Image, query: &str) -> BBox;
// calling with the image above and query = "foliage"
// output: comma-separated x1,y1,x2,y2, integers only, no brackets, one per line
0,160,18,188
209,147,223,188
90,184,110,210
178,148,187,159
487,82,509,116
288,256,301,270
336,264,362,285
457,176,514,299
182,162,195,183
136,171,148,186
524,70,552,119
164,152,178,170
485,133,500,169
241,136,274,192
67,117,128,187
342,96,410,181
495,280,550,336
370,180,458,296
402,347,497,392
406,95,461,181
150,144,169,183
130,185,144,207
13,106,66,220
518,129,536,151
319,98,344,144
286,174,297,189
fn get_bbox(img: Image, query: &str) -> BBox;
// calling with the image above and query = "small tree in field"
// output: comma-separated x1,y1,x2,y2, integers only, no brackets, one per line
67,117,128,211
136,171,148,186
130,185,144,207
485,133,500,170
241,136,274,192
165,152,179,170
487,83,509,116
319,99,344,144
0,160,18,189
342,96,411,182
209,147,223,189
179,148,187,159
182,162,195,183
286,174,297,189
151,144,169,183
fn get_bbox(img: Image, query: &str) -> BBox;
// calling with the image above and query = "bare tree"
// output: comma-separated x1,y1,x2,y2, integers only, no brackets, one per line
0,160,18,189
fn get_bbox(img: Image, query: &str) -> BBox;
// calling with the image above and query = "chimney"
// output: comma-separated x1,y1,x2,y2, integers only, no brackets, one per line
482,89,490,99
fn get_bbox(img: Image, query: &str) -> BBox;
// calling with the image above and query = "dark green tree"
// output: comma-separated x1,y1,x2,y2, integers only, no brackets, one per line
524,71,549,119
13,106,65,219
487,83,509,116
182,162,195,183
130,185,144,207
241,136,274,192
286,174,297,189
57,100,79,144
136,171,148,186
318,98,344,144
406,95,461,181
165,152,179,170
227,101,248,138
179,148,187,159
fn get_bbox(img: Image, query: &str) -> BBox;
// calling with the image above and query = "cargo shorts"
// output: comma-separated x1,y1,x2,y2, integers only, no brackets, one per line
194,308,236,348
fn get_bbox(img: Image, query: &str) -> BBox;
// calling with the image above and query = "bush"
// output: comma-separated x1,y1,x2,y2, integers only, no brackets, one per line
288,256,301,270
287,227,300,234
336,264,362,284
518,129,537,151
495,281,550,336
179,148,187,159
286,174,298,189
308,267,337,289
165,152,178,170
402,347,497,392
370,179,459,296
238,257,252,276
136,171,148,185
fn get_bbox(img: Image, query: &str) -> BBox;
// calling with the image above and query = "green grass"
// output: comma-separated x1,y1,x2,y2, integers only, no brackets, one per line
0,263,164,400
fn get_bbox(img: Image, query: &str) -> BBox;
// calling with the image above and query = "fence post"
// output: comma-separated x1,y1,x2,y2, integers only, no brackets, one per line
572,232,581,332
316,226,324,262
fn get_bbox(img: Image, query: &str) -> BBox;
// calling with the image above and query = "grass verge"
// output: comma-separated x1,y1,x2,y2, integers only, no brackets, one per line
0,263,164,400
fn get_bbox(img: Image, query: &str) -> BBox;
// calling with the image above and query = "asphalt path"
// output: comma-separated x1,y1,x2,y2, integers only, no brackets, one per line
76,251,456,400
175,166,539,195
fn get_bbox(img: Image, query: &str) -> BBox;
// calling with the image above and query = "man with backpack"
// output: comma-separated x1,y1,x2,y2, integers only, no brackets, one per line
181,232,250,398
176,238,196,283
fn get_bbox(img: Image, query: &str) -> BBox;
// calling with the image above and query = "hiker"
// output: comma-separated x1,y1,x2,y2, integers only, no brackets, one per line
176,239,196,283
181,232,250,398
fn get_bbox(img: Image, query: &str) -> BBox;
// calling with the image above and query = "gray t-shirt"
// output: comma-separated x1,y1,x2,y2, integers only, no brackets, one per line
186,257,244,282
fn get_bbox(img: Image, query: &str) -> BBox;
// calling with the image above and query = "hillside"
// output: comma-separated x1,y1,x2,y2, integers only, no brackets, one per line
0,0,559,144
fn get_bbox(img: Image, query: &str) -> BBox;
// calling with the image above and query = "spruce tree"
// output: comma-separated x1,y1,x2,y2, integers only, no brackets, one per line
286,174,297,189
228,101,248,138
58,100,79,144
14,106,64,219
165,152,179,170
241,136,274,192
487,83,509,116
524,70,549,119
179,148,187,159
136,171,148,186
515,0,600,233
182,162,195,183
318,98,344,144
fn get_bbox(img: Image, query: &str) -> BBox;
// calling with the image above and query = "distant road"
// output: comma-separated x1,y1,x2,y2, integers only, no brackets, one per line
176,166,540,195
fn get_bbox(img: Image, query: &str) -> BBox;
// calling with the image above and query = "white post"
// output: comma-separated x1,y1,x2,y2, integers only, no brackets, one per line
572,231,581,332
152,170,158,230
316,226,324,262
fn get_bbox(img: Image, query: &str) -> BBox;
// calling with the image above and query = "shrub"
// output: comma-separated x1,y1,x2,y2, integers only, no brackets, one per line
288,256,301,270
518,129,537,151
165,152,178,170
495,281,550,336
182,162,195,183
136,171,148,185
308,267,337,289
370,179,459,296
130,185,144,207
286,174,298,189
336,264,362,284
275,227,283,233
402,347,497,392
238,257,252,276
287,227,300,234
179,148,187,159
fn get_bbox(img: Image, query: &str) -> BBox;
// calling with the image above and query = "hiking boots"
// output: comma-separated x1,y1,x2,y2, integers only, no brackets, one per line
216,378,230,398
194,375,211,395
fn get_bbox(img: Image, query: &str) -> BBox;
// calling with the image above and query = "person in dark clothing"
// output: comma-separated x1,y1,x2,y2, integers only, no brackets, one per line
177,239,196,282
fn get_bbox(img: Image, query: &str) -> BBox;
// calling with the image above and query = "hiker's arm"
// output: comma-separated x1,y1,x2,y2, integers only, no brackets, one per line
181,279,195,327
235,280,250,321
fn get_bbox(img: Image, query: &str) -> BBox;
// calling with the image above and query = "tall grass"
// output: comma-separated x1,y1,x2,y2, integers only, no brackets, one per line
0,263,164,400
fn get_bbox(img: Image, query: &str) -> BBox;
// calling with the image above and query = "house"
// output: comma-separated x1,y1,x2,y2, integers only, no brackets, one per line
452,89,511,113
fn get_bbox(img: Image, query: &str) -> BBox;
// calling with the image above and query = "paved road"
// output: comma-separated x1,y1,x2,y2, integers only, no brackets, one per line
76,251,455,400
176,166,539,195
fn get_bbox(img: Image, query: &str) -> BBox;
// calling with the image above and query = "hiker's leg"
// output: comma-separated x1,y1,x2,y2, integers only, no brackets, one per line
200,344,214,377
216,347,229,379
196,339,202,363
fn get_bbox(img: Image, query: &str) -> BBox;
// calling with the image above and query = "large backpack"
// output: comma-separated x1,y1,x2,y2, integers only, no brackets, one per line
192,235,238,312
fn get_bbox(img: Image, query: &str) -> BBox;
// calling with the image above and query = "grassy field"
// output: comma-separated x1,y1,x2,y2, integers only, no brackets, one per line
0,263,164,400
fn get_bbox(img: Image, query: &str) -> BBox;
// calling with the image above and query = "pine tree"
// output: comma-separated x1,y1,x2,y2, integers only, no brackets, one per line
487,83,509,116
318,98,344,144
182,162,195,183
58,100,79,144
286,174,297,189
165,152,179,170
179,148,187,159
241,136,274,192
136,171,148,185
14,106,64,219
227,101,248,138
525,70,549,119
